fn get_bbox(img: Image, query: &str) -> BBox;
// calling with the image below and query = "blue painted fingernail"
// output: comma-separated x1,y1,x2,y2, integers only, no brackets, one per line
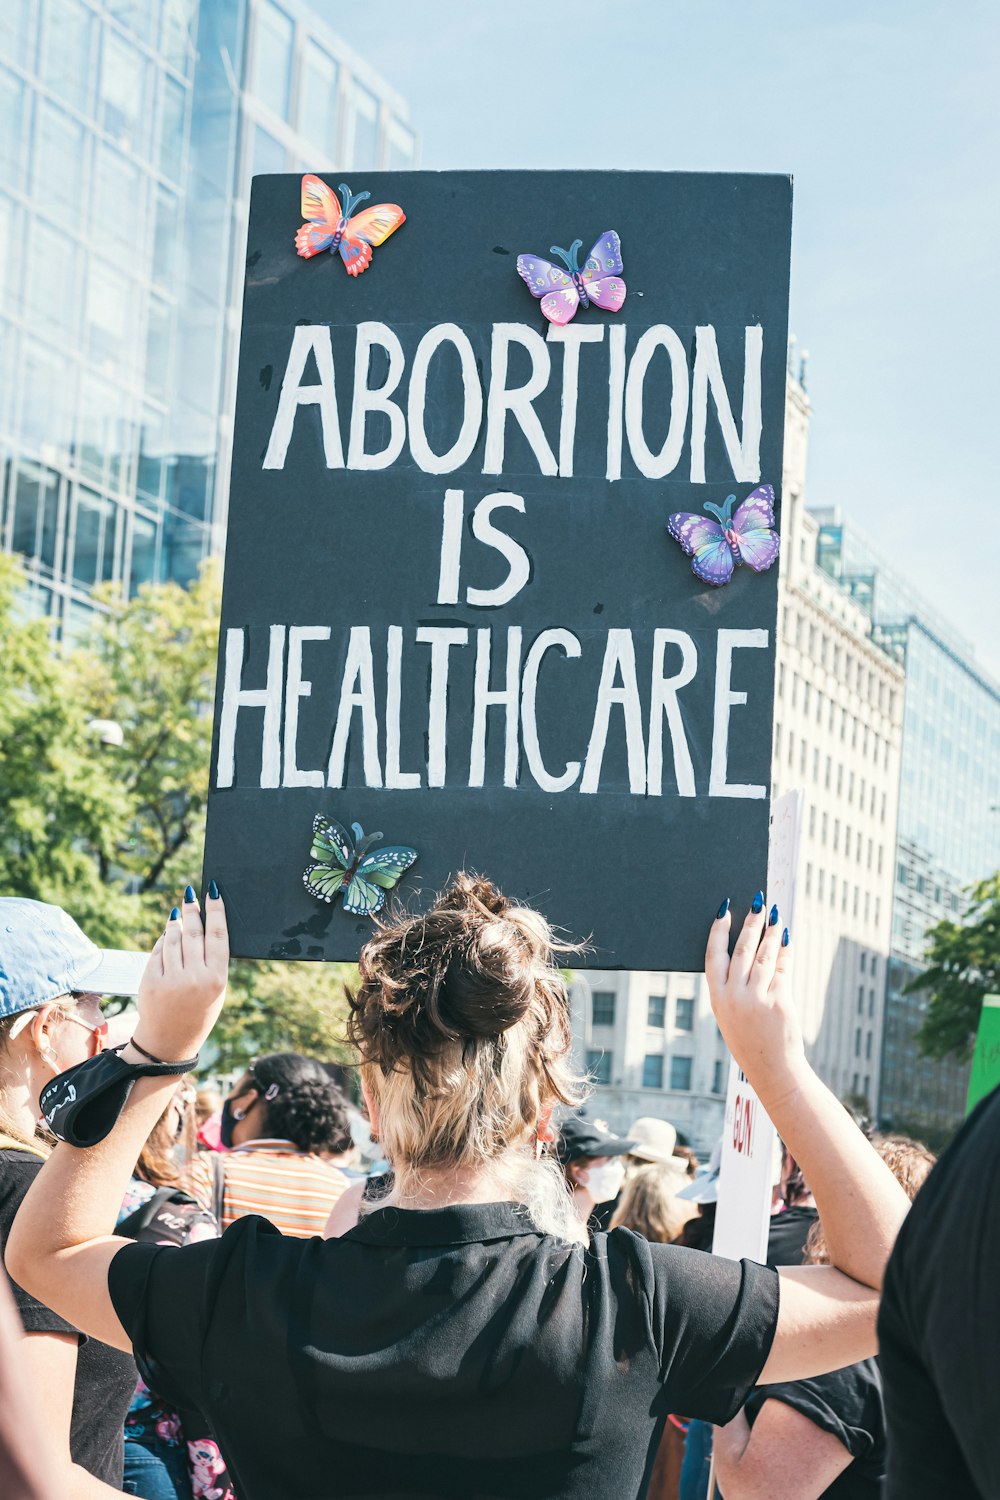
208,879,219,900
751,890,764,913
782,927,790,947
169,907,180,921
184,884,196,904
717,897,730,919
769,904,779,926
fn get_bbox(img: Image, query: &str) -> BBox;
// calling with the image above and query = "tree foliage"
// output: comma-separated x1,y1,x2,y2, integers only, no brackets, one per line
0,555,352,1070
912,875,1000,1062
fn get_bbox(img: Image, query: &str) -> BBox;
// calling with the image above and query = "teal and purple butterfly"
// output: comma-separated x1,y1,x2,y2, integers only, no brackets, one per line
516,232,626,324
303,815,418,916
667,485,780,588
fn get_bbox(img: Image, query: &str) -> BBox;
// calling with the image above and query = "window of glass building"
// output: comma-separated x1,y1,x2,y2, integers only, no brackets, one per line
591,991,615,1027
144,297,173,401
351,83,380,169
27,219,79,338
128,510,159,594
642,1054,664,1090
0,2,36,69
249,123,286,182
22,344,75,454
670,1056,693,1091
647,995,665,1028
92,145,143,266
159,73,188,185
10,462,60,572
136,413,167,505
40,0,94,115
385,120,415,170
152,187,181,287
251,0,293,119
299,41,339,155
34,102,86,217
69,487,115,587
0,70,26,188
85,260,131,371
160,0,194,71
586,1049,611,1086
99,29,146,152
675,997,695,1032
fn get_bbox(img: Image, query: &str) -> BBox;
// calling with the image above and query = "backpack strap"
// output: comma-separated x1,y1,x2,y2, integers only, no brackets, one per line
209,1151,227,1226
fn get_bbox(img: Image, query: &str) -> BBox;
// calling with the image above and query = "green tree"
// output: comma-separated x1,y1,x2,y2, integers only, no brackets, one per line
0,555,353,1068
912,874,1000,1062
0,554,129,930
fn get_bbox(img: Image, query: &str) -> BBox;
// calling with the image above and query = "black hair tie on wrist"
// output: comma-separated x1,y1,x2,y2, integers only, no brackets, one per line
39,1046,200,1149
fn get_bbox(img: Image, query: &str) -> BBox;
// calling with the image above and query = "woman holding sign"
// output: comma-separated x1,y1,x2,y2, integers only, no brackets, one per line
7,880,909,1500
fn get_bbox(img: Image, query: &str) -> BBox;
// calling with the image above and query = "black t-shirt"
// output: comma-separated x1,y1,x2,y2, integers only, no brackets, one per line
766,1204,819,1267
108,1200,780,1500
878,1084,1000,1499
743,1359,885,1498
0,1149,137,1487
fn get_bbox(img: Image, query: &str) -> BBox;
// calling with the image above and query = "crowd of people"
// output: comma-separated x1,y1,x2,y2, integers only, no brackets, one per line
0,878,995,1499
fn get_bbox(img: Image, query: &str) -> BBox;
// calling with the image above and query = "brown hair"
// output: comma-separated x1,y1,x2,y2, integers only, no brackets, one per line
347,874,588,1237
609,1163,697,1243
135,1078,198,1189
804,1133,936,1265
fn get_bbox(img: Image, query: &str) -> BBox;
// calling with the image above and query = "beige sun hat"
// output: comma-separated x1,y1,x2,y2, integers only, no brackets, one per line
626,1116,679,1163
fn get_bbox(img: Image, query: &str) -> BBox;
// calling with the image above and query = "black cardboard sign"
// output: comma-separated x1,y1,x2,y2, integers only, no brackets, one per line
204,170,792,969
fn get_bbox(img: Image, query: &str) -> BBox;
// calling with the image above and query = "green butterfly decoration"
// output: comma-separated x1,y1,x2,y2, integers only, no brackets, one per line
303,814,418,916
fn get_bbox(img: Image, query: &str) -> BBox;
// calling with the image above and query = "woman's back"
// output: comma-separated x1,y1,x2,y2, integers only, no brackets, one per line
108,1204,778,1500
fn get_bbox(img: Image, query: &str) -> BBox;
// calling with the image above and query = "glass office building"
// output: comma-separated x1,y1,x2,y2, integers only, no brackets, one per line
814,510,1000,1138
0,0,415,634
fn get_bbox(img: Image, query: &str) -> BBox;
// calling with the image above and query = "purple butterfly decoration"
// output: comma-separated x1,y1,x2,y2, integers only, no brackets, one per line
667,485,780,587
516,232,626,324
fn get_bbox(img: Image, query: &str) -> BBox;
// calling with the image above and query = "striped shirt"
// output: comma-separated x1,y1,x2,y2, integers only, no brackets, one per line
190,1140,349,1238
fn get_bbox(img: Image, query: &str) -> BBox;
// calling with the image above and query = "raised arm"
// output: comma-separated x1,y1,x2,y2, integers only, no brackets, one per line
6,891,229,1350
706,899,908,1291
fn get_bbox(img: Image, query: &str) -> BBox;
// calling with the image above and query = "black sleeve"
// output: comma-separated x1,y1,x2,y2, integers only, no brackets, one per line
646,1240,780,1424
0,1153,79,1339
746,1361,882,1461
108,1212,278,1415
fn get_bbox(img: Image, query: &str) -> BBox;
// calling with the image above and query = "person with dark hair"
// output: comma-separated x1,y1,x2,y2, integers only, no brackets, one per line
715,1136,936,1500
116,1078,234,1500
10,882,911,1500
189,1052,353,1237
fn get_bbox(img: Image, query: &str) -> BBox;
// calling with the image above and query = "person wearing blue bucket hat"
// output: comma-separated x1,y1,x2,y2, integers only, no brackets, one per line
0,896,147,1493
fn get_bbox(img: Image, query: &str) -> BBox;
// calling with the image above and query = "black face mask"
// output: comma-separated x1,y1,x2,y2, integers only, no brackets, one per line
219,1096,242,1150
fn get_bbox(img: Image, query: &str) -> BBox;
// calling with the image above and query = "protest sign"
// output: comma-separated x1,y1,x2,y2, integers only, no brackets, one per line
966,994,1000,1115
204,170,793,964
713,789,803,1262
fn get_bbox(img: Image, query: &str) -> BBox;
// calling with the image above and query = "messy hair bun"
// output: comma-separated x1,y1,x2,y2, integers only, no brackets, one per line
348,874,587,1225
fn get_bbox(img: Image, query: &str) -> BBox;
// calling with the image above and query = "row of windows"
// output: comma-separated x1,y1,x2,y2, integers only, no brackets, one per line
248,0,415,171
857,986,877,1017
0,457,209,606
807,807,884,872
854,1026,875,1061
591,992,695,1033
779,665,894,750
804,865,881,926
586,1050,701,1093
777,725,891,800
781,606,897,716
895,864,963,911
1,30,190,196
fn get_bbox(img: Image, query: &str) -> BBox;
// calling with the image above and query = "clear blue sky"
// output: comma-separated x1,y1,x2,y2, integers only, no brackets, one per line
332,0,1000,675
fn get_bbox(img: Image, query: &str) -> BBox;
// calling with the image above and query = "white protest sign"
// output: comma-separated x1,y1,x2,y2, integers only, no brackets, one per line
712,788,803,1263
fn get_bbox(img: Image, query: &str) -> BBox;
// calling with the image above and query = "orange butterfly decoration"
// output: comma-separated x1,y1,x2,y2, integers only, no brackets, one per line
294,175,406,275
